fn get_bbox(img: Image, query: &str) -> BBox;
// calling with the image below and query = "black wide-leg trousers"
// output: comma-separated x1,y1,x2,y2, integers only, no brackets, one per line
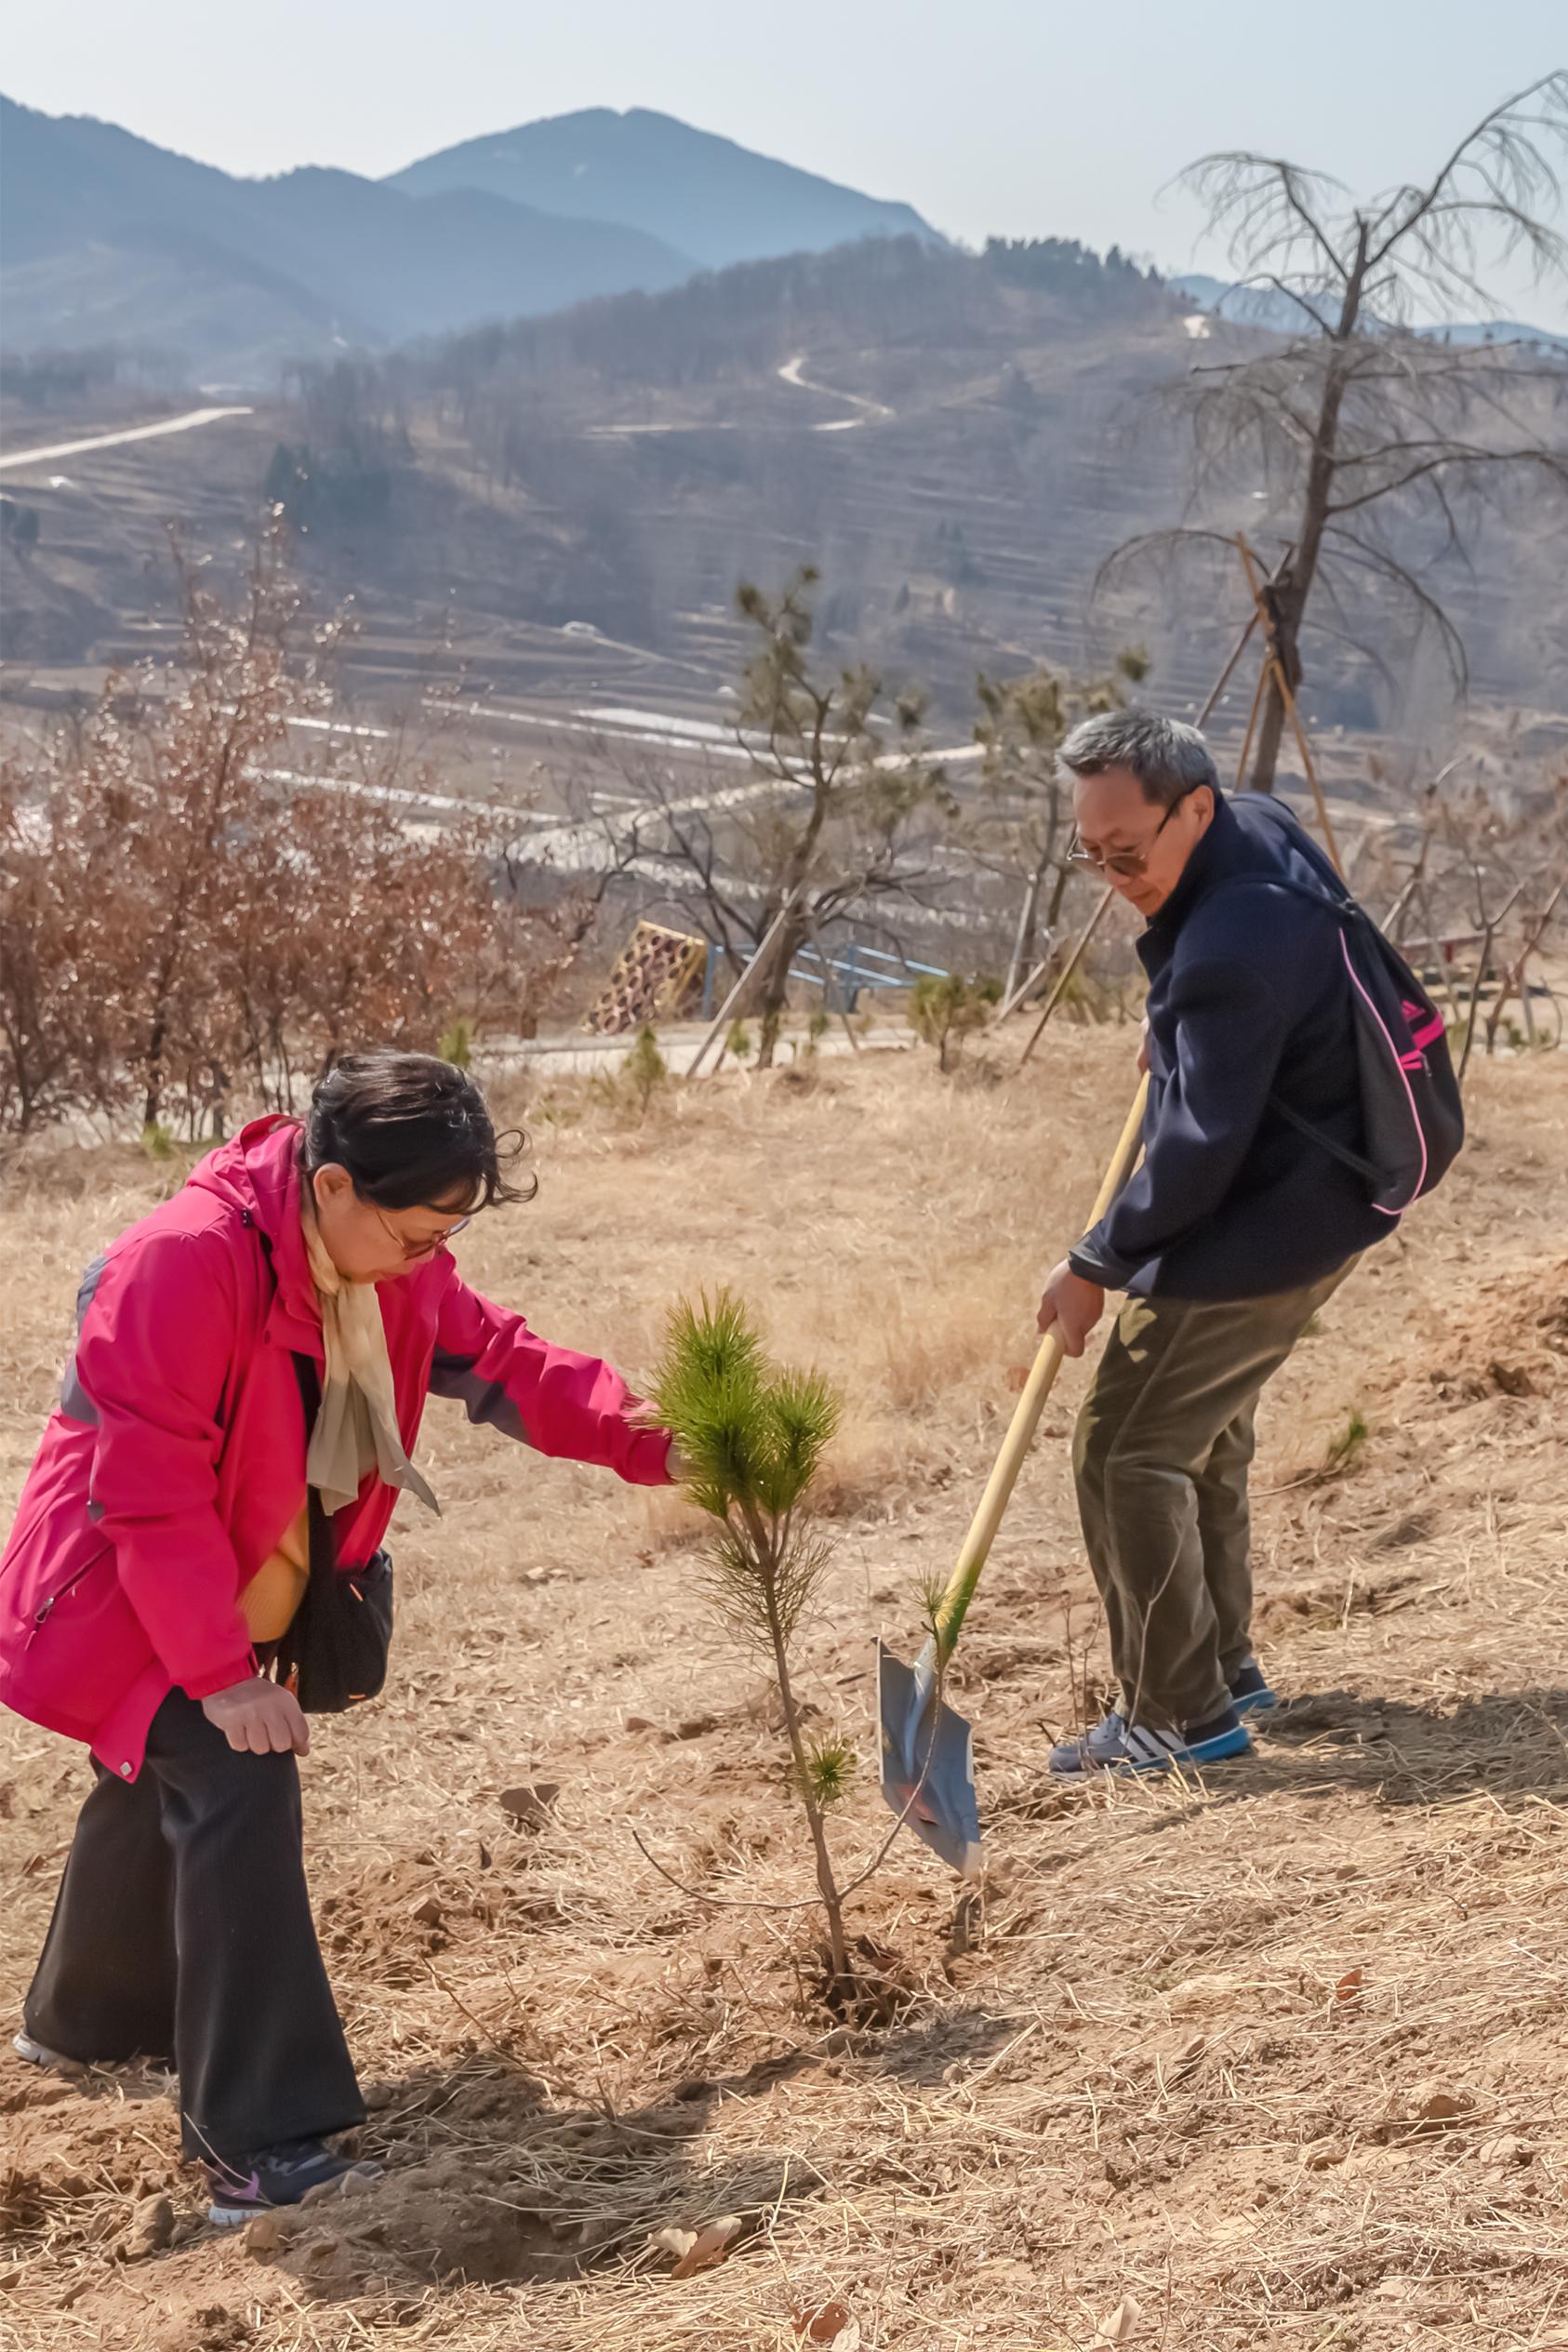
24,1689,364,2162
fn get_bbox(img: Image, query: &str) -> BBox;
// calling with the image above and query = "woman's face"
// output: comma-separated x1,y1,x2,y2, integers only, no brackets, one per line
310,1164,472,1284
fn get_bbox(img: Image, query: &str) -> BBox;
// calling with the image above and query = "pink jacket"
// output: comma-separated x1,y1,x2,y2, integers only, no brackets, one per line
0,1116,671,1781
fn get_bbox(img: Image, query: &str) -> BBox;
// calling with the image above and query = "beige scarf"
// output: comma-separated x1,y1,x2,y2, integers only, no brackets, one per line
301,1205,440,1519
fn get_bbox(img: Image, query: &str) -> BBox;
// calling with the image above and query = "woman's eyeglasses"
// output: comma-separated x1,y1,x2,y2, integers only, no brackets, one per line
374,1206,472,1262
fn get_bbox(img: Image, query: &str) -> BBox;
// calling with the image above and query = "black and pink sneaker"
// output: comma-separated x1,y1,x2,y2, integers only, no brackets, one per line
204,2137,381,2226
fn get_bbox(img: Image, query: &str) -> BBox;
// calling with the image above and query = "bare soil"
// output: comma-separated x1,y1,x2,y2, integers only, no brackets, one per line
2,1029,1566,2351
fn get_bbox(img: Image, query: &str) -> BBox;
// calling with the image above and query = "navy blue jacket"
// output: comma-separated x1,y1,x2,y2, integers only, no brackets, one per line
1068,791,1390,1300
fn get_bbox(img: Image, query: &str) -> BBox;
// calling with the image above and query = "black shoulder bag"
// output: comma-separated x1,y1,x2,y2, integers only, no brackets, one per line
269,1353,395,1714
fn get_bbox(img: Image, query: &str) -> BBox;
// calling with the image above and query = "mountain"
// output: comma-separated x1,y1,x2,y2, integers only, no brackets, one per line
385,106,942,272
0,96,698,381
0,97,946,386
1169,272,1568,351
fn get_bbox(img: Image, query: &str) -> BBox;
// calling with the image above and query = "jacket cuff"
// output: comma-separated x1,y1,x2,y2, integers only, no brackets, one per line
1068,1234,1138,1291
180,1654,258,1702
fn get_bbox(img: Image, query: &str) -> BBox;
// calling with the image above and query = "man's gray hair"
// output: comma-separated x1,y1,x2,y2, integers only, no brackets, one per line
1056,711,1219,810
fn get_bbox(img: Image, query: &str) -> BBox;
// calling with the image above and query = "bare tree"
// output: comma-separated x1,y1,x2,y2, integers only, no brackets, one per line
550,572,952,1064
1108,74,1568,788
722,572,950,1065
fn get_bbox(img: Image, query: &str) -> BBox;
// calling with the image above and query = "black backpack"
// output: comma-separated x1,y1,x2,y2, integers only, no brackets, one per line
1223,801,1465,1217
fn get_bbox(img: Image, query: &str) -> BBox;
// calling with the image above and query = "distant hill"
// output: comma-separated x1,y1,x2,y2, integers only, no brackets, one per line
1169,272,1568,352
0,96,696,381
386,106,941,272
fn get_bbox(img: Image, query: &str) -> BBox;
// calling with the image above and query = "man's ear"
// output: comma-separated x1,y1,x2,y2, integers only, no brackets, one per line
1191,785,1216,830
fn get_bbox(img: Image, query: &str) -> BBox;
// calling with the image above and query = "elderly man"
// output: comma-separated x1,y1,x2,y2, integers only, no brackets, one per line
1037,711,1388,1776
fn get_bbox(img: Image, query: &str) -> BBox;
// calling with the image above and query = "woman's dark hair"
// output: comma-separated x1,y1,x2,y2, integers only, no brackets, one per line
302,1051,533,1213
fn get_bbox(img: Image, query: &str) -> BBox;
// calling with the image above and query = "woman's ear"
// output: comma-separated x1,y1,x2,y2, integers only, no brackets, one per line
311,1163,354,1214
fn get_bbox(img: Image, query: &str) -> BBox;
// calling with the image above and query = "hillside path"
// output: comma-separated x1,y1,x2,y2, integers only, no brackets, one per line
0,405,256,475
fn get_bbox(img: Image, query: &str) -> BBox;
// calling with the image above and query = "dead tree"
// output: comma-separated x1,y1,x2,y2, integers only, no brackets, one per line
1105,74,1568,789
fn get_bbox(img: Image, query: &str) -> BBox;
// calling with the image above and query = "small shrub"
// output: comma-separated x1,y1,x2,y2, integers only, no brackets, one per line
1323,1407,1369,1476
725,1020,752,1064
140,1122,176,1162
624,1024,668,1118
910,973,1002,1071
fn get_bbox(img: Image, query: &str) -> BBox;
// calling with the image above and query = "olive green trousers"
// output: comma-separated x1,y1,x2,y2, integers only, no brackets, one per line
1071,1262,1355,1730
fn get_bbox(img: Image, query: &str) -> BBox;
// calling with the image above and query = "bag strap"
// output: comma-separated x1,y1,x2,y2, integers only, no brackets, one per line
1263,1090,1381,1184
288,1352,337,1587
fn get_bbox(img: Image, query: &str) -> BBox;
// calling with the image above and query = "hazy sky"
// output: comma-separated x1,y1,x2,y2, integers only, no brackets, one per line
7,0,1567,326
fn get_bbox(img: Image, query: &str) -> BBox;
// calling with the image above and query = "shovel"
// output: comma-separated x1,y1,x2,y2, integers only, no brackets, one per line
877,1075,1150,1875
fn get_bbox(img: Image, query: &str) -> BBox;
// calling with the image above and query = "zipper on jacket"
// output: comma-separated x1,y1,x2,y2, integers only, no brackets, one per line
26,1552,106,1646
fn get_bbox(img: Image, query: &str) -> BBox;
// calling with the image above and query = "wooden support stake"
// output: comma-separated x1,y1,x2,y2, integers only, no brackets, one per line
1018,885,1115,1068
684,894,800,1078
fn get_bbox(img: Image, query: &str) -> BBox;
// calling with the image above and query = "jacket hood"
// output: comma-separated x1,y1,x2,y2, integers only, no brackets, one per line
186,1115,320,1340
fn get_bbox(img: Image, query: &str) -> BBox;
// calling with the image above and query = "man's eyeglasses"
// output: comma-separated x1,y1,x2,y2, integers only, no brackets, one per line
374,1205,472,1262
1067,790,1192,881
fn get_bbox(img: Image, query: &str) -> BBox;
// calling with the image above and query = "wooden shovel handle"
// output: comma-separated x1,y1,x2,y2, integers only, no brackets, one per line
929,1075,1149,1660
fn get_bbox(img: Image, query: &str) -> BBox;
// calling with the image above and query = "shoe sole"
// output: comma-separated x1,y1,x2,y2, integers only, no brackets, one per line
12,2032,83,2074
208,2200,263,2230
1230,1688,1278,1718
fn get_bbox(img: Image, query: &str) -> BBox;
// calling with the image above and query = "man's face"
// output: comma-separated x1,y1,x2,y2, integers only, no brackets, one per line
1071,768,1215,918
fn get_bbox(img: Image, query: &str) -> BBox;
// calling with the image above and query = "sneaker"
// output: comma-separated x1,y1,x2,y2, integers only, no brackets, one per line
204,2138,382,2227
1049,1704,1252,1777
1229,1658,1278,1716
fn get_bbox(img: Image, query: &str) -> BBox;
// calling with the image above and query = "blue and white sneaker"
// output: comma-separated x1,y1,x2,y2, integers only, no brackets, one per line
1229,1658,1278,1717
1049,1705,1252,1777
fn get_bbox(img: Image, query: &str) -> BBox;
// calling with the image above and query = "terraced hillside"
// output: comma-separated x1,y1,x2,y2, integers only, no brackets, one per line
4,238,1565,769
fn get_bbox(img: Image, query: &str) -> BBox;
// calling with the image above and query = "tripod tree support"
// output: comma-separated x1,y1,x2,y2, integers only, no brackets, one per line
1234,535,1344,875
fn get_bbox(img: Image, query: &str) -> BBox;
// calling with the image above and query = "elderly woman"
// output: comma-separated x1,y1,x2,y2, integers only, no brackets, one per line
0,1052,675,2222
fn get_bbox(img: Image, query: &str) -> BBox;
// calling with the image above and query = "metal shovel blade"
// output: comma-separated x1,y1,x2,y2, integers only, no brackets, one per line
877,1639,982,1878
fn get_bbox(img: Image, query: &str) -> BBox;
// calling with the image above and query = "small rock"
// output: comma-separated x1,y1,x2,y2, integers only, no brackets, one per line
302,2174,351,2206
498,1782,560,1829
623,1715,657,1734
1412,2084,1472,2128
339,2166,379,2198
1479,2132,1532,2167
120,2192,175,2259
1304,2139,1348,2170
244,2212,286,2258
407,1893,443,1929
301,2231,340,2270
673,1713,718,1741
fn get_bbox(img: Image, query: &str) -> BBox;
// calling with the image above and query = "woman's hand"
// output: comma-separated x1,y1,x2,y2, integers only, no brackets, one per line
202,1676,311,1757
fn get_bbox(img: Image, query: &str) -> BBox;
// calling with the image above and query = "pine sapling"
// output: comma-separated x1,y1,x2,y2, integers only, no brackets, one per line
625,1022,669,1117
646,1290,859,1987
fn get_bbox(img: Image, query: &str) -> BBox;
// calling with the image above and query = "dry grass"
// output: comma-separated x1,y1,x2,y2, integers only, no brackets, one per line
2,1030,1567,2350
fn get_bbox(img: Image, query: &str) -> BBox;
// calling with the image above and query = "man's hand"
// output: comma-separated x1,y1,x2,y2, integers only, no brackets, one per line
1035,1259,1107,1359
202,1677,310,1757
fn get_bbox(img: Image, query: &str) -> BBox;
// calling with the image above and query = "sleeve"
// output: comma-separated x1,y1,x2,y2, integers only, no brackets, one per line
1068,954,1292,1289
74,1230,256,1699
430,1271,674,1486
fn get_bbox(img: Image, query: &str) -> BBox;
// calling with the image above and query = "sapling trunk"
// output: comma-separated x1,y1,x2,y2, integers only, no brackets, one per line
748,1508,851,1983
